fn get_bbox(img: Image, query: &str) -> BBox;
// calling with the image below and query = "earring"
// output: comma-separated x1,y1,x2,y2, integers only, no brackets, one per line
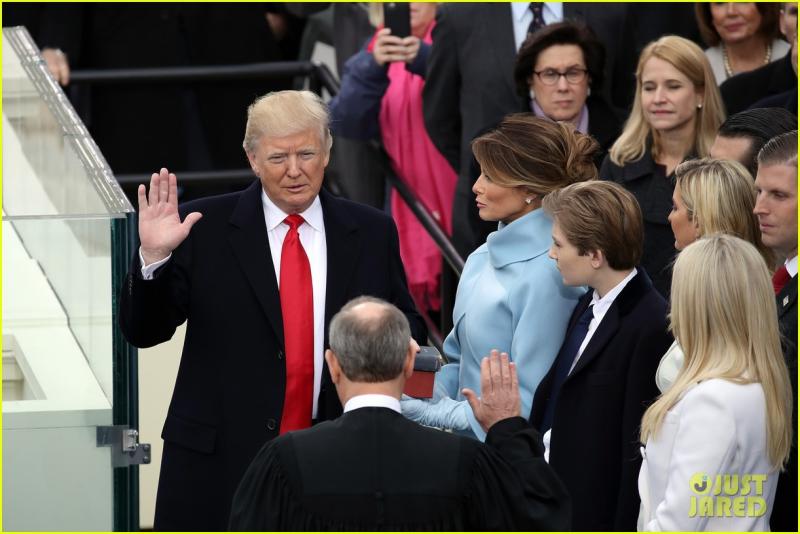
587,87,592,96
525,197,533,205
529,88,536,101
697,103,703,109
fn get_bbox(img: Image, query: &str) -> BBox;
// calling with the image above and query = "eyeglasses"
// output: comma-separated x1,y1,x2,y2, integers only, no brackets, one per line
533,68,588,85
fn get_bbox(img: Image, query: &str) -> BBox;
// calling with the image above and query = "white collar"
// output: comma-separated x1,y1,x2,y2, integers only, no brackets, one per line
786,255,798,278
343,394,401,414
511,2,563,23
261,189,324,233
511,2,531,22
590,268,637,318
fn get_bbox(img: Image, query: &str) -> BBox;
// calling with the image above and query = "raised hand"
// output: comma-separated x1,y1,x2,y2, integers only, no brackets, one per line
137,168,202,265
462,350,521,432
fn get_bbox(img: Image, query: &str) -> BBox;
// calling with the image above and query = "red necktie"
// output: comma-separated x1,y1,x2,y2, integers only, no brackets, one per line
773,265,791,295
278,214,314,434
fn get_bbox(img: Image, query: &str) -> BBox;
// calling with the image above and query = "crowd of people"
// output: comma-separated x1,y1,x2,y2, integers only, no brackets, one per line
9,1,797,531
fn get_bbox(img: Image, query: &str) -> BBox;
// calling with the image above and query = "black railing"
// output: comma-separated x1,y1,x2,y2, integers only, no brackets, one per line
70,60,463,350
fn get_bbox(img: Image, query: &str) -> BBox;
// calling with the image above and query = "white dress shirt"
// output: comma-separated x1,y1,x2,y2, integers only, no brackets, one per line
344,394,402,414
786,255,798,278
511,2,563,51
544,268,637,461
140,189,328,418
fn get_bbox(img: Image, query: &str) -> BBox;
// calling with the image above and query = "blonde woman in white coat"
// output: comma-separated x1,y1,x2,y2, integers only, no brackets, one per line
638,235,792,531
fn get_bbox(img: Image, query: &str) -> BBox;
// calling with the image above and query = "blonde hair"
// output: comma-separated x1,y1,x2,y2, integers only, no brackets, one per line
471,114,599,196
242,90,332,155
674,158,775,268
609,36,725,166
640,235,792,469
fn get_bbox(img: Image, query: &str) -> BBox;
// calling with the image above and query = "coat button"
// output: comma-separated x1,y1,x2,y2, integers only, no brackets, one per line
266,418,277,431
277,350,284,360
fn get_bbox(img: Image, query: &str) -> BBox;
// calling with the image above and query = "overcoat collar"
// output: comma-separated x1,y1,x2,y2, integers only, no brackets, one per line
568,268,655,377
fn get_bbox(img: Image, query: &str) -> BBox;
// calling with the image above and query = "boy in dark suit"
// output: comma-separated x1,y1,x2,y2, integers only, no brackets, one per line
229,296,571,531
531,181,673,531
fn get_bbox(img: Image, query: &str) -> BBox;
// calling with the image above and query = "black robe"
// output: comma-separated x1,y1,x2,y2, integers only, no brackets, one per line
229,408,571,531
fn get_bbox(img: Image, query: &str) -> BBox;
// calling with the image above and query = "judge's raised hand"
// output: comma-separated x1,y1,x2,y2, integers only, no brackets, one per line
462,350,521,432
137,168,202,265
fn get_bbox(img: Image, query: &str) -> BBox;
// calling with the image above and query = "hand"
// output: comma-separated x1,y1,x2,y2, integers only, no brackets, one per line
137,168,202,264
41,48,70,86
400,394,469,431
372,28,411,66
462,350,521,432
400,36,421,63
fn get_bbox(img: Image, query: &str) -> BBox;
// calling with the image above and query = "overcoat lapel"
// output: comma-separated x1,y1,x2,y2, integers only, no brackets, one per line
320,189,360,347
777,276,797,319
570,306,619,377
227,180,285,348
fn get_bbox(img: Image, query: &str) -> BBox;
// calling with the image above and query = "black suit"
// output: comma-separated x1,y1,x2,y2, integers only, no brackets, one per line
771,275,797,532
229,407,571,531
422,2,627,258
530,269,672,531
119,182,426,530
750,87,798,116
720,52,797,116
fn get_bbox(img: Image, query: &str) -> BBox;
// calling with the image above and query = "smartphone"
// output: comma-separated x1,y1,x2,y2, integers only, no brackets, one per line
383,2,411,38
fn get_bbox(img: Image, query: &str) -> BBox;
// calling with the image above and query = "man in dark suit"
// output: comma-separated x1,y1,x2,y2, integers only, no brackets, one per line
530,181,673,531
422,2,627,258
720,2,796,115
229,297,571,531
754,130,797,532
119,90,426,530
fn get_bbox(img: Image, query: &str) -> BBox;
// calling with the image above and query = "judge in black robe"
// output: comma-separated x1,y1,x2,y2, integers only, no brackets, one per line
229,297,571,531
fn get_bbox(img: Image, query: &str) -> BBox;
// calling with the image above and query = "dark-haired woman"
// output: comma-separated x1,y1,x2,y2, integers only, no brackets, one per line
514,21,622,167
401,115,595,440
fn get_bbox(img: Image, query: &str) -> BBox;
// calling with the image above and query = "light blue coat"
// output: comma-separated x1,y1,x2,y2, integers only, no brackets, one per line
403,208,584,440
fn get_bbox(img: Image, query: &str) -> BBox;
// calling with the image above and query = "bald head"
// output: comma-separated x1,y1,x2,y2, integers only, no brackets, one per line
328,297,412,382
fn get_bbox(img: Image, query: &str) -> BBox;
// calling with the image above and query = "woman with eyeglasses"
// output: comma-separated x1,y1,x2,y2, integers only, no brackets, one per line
600,36,726,298
514,21,622,167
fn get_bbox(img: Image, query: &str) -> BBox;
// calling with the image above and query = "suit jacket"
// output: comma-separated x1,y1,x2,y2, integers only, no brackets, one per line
771,275,798,532
118,182,426,530
422,2,627,257
530,269,672,531
750,87,798,115
720,51,797,116
229,408,572,531
638,379,778,531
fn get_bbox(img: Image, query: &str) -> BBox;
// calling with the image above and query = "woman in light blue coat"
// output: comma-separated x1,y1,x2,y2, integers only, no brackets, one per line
402,115,599,439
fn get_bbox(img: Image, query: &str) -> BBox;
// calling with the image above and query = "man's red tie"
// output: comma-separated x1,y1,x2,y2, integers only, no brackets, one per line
772,264,791,295
278,214,314,434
